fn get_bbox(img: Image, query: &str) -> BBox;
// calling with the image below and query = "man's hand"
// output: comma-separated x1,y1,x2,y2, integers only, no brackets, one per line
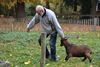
27,28,30,32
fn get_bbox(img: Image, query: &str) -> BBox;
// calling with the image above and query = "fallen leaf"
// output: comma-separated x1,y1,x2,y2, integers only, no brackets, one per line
24,60,31,65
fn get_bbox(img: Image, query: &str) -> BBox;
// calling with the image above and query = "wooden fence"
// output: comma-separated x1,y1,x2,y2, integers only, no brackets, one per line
58,15,100,32
40,32,46,67
0,15,100,32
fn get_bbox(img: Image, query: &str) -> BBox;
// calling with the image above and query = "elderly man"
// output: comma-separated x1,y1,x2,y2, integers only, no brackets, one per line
27,5,65,61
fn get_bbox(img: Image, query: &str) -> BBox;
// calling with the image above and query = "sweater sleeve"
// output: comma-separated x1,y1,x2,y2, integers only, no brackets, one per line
51,12,65,38
27,14,40,29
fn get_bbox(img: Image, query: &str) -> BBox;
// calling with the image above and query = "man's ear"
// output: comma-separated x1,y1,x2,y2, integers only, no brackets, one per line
27,28,30,32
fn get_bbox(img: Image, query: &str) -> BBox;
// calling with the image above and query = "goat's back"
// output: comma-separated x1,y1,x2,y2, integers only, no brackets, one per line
67,44,92,57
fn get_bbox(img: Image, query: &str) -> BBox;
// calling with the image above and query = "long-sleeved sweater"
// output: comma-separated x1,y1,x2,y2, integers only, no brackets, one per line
27,8,64,38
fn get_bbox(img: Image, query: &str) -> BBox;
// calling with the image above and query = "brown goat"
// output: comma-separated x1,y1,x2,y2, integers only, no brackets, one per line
60,38,92,63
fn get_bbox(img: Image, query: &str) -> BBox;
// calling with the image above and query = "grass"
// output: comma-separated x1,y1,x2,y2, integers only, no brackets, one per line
0,31,100,67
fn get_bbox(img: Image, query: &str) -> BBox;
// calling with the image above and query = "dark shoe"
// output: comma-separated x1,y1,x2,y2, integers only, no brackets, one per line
46,56,49,59
50,58,58,62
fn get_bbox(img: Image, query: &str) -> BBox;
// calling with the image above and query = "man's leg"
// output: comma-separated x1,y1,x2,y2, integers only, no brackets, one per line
38,35,50,58
50,32,57,61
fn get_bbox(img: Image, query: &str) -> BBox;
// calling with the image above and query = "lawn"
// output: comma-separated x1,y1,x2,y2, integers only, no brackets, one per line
0,31,100,67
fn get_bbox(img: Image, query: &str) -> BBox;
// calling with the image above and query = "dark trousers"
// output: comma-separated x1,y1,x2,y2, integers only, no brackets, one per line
38,31,57,60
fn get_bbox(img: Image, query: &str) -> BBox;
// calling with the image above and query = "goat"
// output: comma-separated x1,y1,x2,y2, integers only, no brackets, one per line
60,38,92,63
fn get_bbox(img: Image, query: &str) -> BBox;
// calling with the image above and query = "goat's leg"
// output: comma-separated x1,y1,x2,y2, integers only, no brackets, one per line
82,57,87,62
87,53,92,63
86,53,92,63
87,56,92,63
65,56,70,61
89,58,92,63
65,54,71,61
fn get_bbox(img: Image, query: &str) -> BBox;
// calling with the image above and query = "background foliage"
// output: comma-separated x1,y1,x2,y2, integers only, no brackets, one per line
0,0,98,17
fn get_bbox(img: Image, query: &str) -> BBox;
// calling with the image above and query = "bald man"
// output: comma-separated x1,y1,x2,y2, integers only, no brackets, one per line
27,5,65,61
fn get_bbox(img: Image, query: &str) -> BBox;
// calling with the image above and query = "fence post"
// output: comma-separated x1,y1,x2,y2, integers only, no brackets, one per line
92,17,97,31
40,32,46,67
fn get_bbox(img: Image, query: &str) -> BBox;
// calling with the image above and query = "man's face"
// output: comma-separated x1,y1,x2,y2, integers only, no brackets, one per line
36,9,44,16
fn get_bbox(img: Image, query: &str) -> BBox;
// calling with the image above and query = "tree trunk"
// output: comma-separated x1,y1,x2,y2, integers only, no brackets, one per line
80,0,91,15
73,0,77,11
16,2,25,18
46,0,50,9
91,0,96,16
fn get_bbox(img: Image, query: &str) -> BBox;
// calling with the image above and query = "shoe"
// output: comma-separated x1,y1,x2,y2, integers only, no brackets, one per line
46,56,49,59
50,57,58,62
46,54,50,59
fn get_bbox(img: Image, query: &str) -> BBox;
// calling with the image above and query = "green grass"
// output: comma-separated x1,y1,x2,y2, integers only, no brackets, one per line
0,31,100,67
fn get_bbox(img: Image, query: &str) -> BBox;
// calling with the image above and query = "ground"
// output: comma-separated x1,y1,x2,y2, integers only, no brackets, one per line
0,31,100,67
0,18,100,67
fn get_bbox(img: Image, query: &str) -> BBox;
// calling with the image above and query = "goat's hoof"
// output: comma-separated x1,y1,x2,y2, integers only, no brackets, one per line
65,59,68,62
64,60,67,62
89,60,92,63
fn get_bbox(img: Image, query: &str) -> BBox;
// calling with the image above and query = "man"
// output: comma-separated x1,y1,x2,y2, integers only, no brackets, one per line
27,5,65,61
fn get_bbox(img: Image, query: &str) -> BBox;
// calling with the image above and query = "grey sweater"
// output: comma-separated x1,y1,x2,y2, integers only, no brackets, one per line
27,8,64,38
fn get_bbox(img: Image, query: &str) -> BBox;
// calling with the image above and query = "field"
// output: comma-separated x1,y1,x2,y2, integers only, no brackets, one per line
0,31,100,67
0,18,100,67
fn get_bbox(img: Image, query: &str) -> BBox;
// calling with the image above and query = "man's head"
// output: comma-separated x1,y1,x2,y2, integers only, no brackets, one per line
36,5,45,16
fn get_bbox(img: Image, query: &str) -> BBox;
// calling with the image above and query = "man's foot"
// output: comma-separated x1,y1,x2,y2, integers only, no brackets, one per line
50,57,58,62
46,54,50,59
46,56,49,59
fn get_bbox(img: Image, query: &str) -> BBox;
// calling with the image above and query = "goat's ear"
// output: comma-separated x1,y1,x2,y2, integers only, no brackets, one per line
60,40,64,46
60,38,64,46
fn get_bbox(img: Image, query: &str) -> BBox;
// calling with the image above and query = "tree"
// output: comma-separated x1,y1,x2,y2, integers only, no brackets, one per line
91,0,98,16
15,1,25,18
63,0,74,6
0,0,41,18
45,0,50,9
79,0,91,15
0,0,16,16
63,0,78,13
0,4,5,15
73,0,77,11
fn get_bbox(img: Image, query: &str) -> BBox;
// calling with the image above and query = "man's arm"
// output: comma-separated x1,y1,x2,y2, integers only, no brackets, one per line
27,14,40,32
51,12,65,38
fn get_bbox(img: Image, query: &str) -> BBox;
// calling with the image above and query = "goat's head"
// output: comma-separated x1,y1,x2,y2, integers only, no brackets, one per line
60,38,68,46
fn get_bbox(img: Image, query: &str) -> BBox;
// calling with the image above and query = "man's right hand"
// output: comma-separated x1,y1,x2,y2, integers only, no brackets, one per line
27,28,30,32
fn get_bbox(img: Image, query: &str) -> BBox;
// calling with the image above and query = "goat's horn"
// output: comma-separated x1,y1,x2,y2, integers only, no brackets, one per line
64,36,69,39
65,35,79,38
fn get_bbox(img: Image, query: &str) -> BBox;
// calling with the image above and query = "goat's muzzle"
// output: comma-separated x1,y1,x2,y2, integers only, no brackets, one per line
60,38,67,46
